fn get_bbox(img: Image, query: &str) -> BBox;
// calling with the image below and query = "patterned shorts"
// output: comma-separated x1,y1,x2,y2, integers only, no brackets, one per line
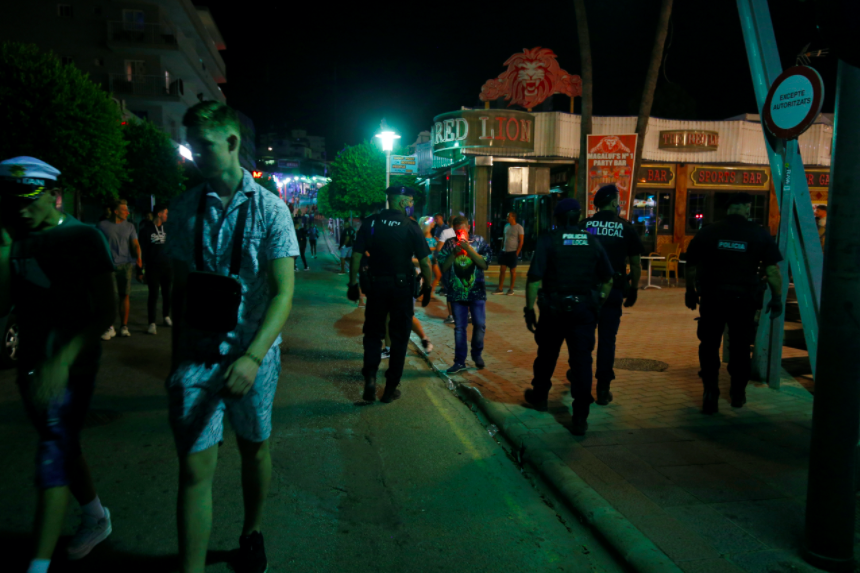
166,345,281,454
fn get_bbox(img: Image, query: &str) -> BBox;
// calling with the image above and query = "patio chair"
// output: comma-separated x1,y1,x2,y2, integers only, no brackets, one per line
648,242,681,286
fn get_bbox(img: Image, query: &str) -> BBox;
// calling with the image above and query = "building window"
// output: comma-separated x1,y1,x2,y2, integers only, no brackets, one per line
94,58,104,67
125,60,146,82
122,9,145,31
61,56,73,66
686,190,769,234
57,4,73,18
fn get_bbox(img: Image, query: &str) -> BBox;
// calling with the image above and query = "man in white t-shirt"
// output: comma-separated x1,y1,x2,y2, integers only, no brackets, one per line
493,211,524,295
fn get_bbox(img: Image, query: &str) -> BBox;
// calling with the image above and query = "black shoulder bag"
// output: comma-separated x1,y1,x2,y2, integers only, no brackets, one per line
185,190,250,333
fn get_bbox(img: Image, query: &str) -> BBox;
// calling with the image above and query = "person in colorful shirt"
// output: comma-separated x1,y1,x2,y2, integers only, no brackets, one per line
166,102,298,573
437,216,492,374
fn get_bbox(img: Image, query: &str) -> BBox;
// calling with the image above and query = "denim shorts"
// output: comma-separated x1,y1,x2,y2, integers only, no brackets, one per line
17,358,99,489
166,345,281,454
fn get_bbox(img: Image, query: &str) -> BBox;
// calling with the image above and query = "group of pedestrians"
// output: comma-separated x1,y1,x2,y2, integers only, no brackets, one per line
2,100,299,573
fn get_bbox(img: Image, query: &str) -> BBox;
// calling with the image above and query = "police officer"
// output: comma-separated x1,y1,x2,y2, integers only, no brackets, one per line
685,192,783,414
348,186,433,403
582,184,643,406
523,199,614,435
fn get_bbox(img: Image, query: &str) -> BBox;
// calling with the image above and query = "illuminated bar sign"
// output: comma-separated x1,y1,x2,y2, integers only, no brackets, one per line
806,169,830,190
658,130,719,152
689,165,770,190
637,164,676,187
432,109,535,158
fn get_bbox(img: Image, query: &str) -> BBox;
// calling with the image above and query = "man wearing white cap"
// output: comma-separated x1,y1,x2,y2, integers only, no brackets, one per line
0,157,117,572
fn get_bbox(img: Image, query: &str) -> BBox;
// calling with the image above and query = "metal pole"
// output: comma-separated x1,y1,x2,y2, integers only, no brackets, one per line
385,149,390,209
805,58,860,572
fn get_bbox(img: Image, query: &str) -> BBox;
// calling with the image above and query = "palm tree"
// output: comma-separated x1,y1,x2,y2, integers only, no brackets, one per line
573,0,593,209
631,0,674,199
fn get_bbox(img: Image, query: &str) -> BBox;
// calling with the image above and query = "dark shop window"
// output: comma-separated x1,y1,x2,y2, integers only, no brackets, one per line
687,191,769,234
687,193,708,233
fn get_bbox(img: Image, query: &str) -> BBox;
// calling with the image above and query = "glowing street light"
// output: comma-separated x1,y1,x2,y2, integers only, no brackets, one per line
375,129,400,189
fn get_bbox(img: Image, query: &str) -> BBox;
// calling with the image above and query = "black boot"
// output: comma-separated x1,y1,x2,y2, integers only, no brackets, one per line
595,382,613,406
362,374,377,403
524,389,548,412
381,382,401,403
571,401,590,436
702,388,720,415
730,381,747,408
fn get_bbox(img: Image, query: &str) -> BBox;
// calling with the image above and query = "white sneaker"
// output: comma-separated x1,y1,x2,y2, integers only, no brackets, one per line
120,326,131,337
147,323,157,335
101,326,115,341
163,316,173,327
67,507,112,560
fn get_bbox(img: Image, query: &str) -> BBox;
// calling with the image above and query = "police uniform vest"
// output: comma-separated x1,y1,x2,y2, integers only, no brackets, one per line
363,210,419,278
542,226,602,296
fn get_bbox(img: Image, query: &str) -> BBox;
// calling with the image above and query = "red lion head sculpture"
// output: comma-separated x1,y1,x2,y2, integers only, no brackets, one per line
479,47,582,110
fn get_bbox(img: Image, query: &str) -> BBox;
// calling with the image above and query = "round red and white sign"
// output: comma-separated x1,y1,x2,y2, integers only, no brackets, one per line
762,66,824,140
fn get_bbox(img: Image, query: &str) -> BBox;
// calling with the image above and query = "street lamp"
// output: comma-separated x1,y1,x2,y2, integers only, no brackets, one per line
375,130,400,189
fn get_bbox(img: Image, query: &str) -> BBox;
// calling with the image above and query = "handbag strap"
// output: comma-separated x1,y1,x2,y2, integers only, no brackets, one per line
194,189,252,276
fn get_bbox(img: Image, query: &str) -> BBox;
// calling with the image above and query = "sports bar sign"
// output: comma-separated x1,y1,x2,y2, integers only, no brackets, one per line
689,165,770,190
432,109,535,158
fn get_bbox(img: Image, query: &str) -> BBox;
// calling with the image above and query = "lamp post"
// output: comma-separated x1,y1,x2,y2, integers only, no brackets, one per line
375,130,400,189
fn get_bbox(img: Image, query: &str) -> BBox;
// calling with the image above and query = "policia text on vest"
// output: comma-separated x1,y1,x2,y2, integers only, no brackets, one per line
522,198,615,437
347,186,433,405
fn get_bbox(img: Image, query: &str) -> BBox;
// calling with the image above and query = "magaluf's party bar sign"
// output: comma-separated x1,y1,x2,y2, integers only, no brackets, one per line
586,134,638,218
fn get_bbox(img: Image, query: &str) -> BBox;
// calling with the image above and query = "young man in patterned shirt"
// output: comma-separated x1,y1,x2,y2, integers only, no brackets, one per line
437,216,492,374
166,102,298,573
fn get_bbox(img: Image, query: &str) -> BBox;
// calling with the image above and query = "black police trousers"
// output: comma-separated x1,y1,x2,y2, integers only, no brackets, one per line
595,288,624,388
697,293,757,397
362,277,414,386
531,302,597,418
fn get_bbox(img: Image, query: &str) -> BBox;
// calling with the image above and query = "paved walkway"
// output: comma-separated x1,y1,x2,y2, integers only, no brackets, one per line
410,274,851,573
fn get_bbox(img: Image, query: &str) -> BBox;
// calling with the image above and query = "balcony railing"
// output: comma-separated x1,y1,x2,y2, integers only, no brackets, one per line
106,74,184,99
107,21,180,48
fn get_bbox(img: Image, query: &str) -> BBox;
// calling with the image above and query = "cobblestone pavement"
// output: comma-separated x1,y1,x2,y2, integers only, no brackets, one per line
408,273,851,573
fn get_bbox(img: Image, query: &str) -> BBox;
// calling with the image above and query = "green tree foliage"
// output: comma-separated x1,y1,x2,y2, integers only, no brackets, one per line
122,119,185,202
0,42,126,201
255,174,279,195
321,141,421,218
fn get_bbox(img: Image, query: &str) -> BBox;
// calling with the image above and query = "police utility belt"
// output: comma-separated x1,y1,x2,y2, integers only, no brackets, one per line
364,271,421,298
538,290,599,313
185,191,249,333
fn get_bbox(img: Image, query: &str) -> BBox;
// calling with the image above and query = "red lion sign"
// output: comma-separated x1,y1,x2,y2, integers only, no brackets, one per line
479,47,582,111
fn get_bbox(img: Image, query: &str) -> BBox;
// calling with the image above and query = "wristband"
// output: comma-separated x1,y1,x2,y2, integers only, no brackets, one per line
244,351,263,367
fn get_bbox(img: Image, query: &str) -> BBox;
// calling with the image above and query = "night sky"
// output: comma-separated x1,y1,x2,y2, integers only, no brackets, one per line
195,0,835,154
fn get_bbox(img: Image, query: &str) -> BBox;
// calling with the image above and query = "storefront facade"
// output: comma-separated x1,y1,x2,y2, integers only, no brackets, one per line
422,111,832,254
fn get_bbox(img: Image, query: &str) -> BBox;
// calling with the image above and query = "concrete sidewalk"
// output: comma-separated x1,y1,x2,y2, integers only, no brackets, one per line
410,278,851,573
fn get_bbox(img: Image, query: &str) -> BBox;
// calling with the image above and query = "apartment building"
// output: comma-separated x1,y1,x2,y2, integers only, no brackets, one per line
2,0,227,143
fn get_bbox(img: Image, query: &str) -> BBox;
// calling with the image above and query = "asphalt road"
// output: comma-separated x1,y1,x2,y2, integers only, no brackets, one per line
0,236,626,573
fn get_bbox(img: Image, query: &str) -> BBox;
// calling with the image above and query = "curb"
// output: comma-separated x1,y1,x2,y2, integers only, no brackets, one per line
408,338,684,573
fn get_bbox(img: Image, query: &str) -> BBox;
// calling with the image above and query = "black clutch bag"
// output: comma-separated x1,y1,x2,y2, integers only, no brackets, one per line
185,191,250,333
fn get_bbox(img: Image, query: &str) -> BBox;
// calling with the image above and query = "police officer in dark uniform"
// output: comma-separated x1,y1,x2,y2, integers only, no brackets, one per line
523,199,614,435
348,186,433,403
583,184,643,406
685,192,783,414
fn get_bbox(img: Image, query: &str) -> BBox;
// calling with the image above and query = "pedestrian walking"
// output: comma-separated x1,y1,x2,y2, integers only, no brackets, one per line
165,101,298,573
419,216,443,292
308,224,319,257
139,210,153,233
139,204,173,335
493,211,524,295
0,157,116,572
339,218,357,275
437,216,492,374
295,218,309,270
582,185,643,405
432,212,451,241
97,198,142,339
684,192,783,414
348,186,433,403
523,199,614,436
